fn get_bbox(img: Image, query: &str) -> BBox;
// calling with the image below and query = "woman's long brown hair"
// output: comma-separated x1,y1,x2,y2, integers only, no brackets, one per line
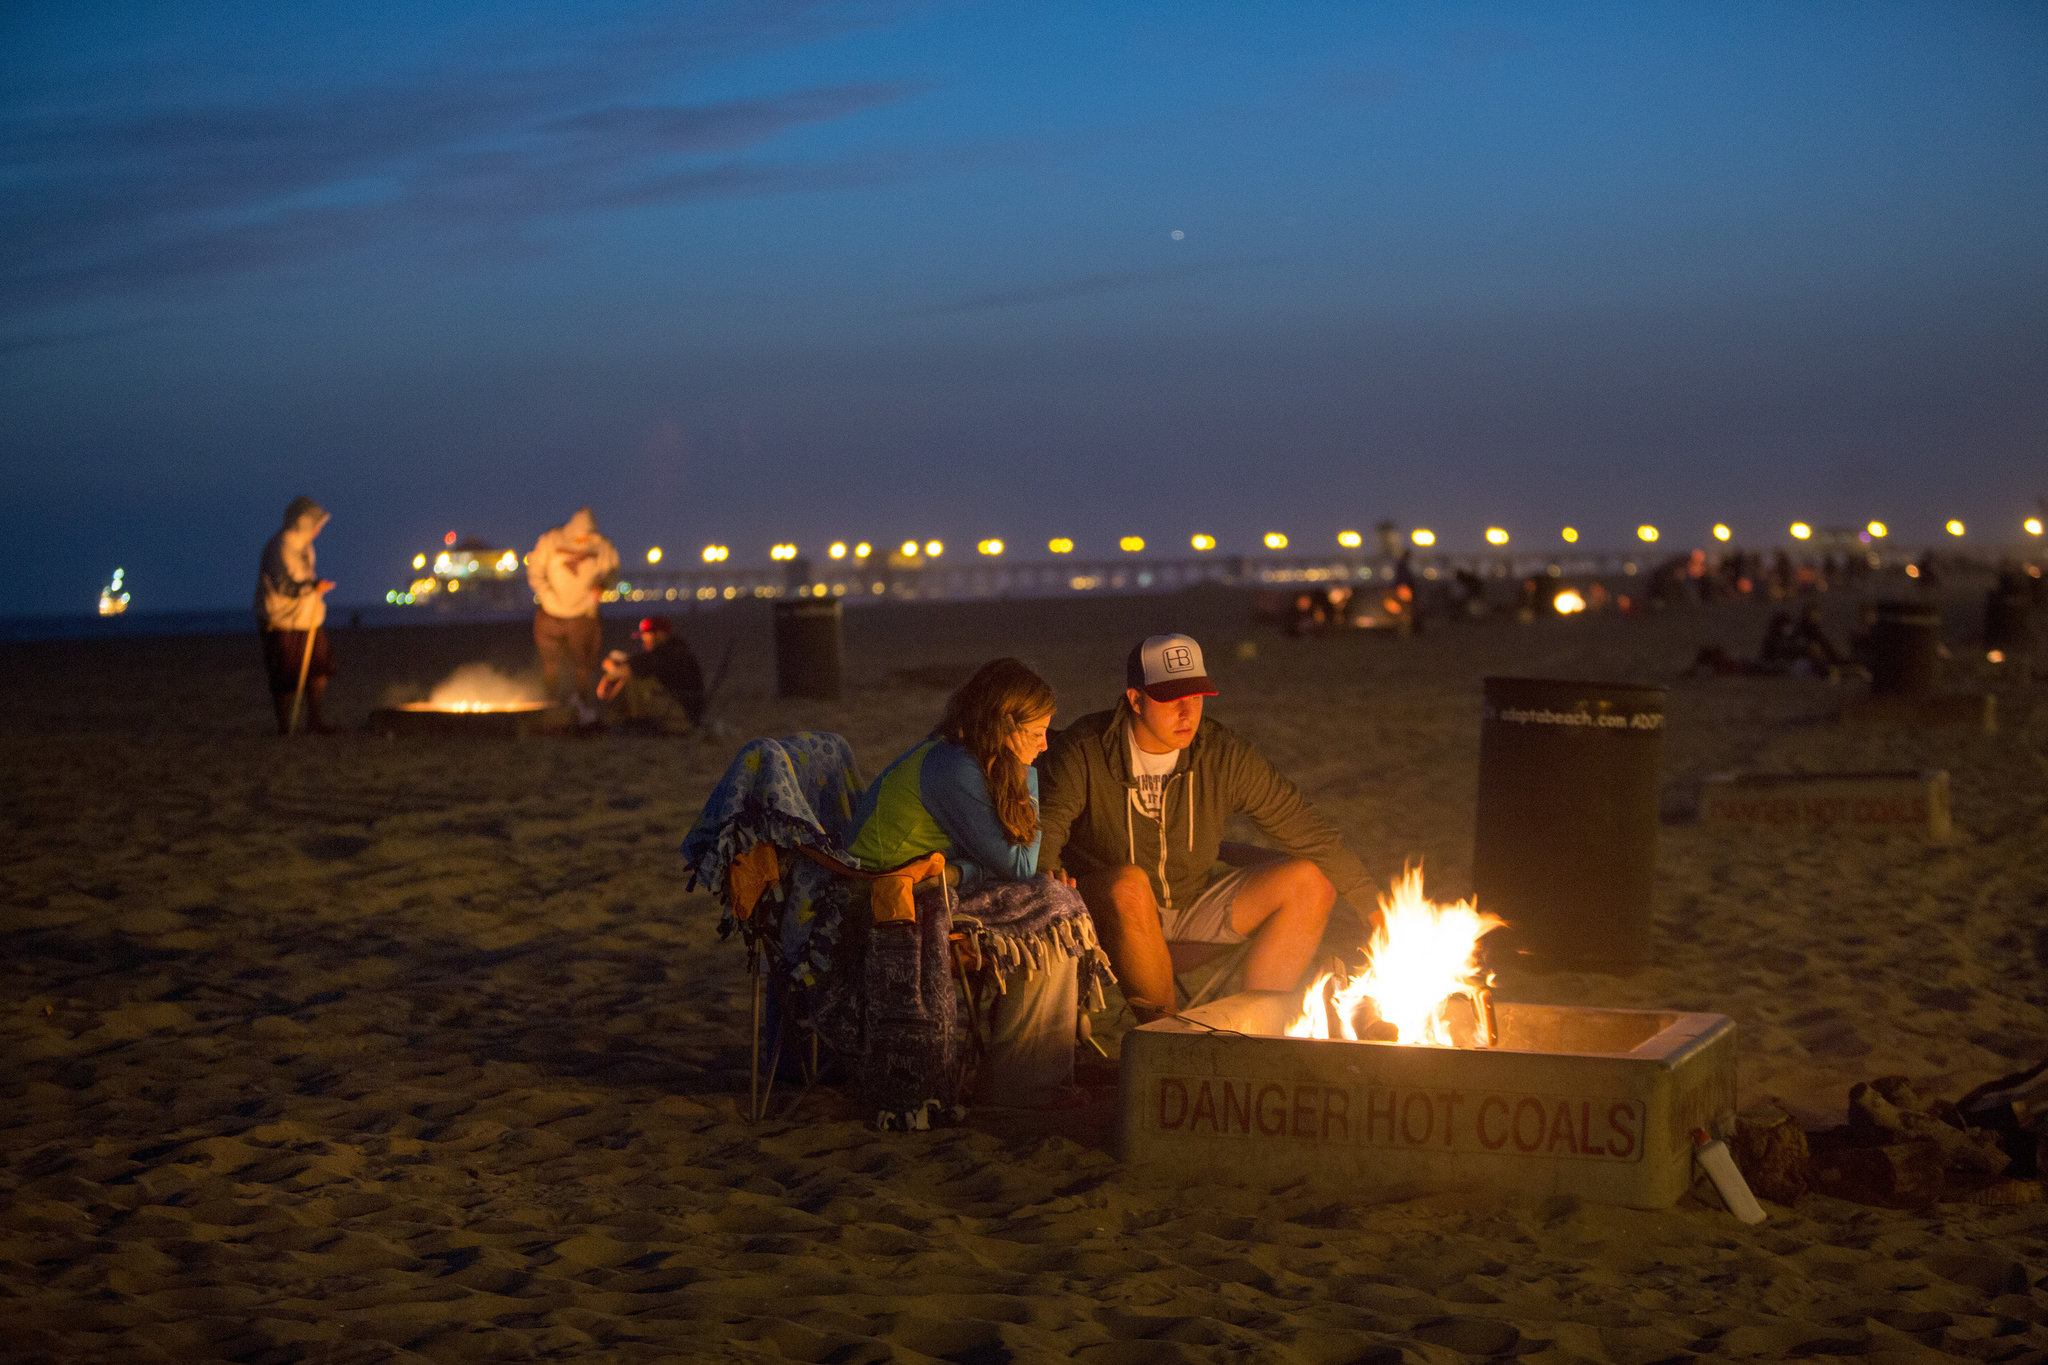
938,658,1055,846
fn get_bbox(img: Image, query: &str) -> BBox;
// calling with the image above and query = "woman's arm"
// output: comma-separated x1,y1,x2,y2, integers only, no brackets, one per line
920,743,1039,882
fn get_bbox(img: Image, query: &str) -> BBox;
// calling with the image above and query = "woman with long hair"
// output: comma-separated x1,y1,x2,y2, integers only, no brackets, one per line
851,658,1055,883
848,657,1091,1108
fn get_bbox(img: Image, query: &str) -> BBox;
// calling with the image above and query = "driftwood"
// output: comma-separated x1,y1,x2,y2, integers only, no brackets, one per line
1815,1141,1947,1209
1809,1070,2042,1208
1730,1105,1811,1205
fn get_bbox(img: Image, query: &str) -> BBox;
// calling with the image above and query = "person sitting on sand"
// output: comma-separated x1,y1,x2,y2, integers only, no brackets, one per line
597,615,705,733
254,495,337,735
527,506,619,720
846,658,1088,1107
1037,633,1371,1022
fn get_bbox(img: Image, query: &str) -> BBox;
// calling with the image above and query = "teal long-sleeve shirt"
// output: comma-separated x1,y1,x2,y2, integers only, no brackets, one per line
847,738,1039,887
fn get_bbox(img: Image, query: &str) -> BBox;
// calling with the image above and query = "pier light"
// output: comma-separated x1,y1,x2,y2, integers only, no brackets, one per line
901,540,920,557
828,542,847,559
1263,532,1289,550
1712,524,1731,542
1561,527,1579,544
855,542,872,558
1789,523,1812,541
1636,525,1659,543
434,552,452,572
1485,527,1509,546
1191,534,1216,551
925,540,944,557
770,543,798,560
1336,530,1363,549
1553,588,1587,615
412,554,426,569
1411,529,1436,547
1865,521,1887,539
702,545,729,563
978,539,1004,556
444,531,457,546
2026,518,2044,537
1119,536,1145,553
1049,538,1075,554
1945,520,1966,537
497,551,517,572
646,546,663,564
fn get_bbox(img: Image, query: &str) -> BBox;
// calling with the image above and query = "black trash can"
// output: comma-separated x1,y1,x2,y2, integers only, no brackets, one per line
1869,600,1940,696
773,598,843,701
1473,678,1664,973
1986,582,2035,656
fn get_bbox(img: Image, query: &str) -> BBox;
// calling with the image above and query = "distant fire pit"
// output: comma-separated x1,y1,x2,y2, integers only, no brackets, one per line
369,701,560,738
368,664,560,738
1118,867,1738,1207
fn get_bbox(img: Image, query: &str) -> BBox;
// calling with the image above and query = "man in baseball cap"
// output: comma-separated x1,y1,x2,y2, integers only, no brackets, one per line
597,614,705,732
1038,633,1370,1021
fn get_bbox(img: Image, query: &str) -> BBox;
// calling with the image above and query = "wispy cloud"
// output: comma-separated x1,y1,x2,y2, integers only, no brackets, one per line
0,5,928,314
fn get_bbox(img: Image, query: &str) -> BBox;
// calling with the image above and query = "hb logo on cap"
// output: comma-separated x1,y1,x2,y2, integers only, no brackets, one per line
1162,645,1193,672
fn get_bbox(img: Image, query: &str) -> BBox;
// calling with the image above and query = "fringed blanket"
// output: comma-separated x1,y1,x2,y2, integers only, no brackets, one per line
819,872,1114,1130
952,874,1113,1015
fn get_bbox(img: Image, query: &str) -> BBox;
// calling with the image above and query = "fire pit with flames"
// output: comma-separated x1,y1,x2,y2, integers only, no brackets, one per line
369,664,566,738
1120,868,1737,1209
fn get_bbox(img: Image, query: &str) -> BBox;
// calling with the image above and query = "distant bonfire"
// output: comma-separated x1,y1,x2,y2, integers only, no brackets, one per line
97,568,130,617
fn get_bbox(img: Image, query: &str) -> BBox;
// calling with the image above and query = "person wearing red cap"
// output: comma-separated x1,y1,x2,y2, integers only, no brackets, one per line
598,615,705,731
1037,633,1370,1021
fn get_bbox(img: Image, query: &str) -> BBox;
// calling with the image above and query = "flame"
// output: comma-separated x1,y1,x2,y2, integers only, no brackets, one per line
402,663,548,713
1286,866,1505,1046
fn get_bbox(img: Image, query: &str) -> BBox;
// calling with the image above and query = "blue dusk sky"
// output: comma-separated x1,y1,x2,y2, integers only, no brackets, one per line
2,1,2044,614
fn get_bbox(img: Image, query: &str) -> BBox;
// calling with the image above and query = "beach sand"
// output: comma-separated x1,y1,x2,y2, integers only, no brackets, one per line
3,586,2044,1363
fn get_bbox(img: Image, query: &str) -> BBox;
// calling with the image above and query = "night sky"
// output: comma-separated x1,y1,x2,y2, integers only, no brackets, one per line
3,1,2044,616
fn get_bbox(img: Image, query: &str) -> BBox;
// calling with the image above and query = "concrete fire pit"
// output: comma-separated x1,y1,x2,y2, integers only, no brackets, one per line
1121,991,1737,1208
367,703,564,739
1700,769,1952,840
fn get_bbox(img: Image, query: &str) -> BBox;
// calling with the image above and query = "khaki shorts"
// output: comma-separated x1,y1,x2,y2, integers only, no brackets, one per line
1157,864,1260,946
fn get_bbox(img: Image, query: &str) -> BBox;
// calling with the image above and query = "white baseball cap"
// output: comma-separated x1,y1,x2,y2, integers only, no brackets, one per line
1127,633,1216,702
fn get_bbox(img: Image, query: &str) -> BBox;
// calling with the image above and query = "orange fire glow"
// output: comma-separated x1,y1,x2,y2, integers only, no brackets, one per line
1286,866,1506,1046
404,663,548,713
399,700,546,714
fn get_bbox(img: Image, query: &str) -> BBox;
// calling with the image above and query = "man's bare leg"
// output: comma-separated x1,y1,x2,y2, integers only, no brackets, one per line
1076,866,1177,1022
1223,858,1336,992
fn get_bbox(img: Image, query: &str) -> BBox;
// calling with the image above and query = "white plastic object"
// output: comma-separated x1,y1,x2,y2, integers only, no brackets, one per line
1693,1127,1766,1224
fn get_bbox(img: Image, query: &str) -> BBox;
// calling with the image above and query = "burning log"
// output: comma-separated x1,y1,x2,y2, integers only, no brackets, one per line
1285,866,1505,1047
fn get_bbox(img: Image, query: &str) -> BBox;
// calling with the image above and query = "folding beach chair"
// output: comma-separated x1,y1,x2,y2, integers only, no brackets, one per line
680,733,995,1125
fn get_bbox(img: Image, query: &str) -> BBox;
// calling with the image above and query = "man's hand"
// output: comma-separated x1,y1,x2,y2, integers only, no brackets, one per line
597,652,630,701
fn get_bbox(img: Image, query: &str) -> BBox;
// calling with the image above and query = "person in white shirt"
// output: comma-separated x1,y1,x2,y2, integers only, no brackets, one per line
526,506,619,715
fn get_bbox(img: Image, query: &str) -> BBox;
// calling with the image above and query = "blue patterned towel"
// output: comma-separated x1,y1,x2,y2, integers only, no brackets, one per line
679,731,865,985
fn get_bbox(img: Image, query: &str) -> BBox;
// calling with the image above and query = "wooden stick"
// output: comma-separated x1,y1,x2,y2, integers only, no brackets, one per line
286,625,319,734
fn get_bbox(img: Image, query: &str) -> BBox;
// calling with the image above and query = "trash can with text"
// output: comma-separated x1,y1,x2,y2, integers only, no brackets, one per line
1473,678,1665,972
773,598,844,701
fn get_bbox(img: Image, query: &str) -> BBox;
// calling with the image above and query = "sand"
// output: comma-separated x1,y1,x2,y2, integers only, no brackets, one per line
2,585,2044,1363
